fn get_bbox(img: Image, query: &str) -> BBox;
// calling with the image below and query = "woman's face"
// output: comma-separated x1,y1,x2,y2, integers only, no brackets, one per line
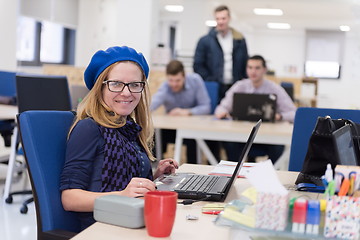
102,62,143,117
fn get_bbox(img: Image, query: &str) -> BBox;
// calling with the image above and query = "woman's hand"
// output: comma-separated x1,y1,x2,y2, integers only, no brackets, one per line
119,177,156,198
153,158,179,180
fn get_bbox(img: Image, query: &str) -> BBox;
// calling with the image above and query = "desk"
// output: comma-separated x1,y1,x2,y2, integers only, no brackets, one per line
71,164,318,240
152,115,293,169
0,104,17,120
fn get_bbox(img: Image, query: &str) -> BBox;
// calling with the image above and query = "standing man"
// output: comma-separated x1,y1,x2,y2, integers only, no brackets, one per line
193,5,248,101
215,55,296,163
151,60,211,164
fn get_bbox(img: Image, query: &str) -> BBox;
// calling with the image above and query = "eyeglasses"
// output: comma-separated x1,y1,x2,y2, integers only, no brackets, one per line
103,80,145,93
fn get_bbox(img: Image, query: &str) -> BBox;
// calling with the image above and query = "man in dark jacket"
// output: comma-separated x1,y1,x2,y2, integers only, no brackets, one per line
193,5,248,100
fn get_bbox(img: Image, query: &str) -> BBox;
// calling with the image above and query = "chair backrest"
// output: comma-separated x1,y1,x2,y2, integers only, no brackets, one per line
0,70,16,97
204,81,219,113
16,74,72,113
280,81,294,101
17,111,81,236
69,84,89,110
289,107,360,172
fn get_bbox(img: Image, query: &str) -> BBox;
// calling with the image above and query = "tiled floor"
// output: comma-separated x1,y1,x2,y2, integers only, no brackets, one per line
0,139,37,240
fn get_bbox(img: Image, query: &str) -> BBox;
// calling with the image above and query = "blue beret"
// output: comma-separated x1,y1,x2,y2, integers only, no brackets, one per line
84,46,149,90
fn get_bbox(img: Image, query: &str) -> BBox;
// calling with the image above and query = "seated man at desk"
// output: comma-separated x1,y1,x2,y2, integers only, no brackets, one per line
215,55,296,163
150,60,211,164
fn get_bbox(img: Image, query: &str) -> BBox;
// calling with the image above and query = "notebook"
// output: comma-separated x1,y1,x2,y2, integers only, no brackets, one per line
332,124,358,166
232,93,277,122
154,119,262,202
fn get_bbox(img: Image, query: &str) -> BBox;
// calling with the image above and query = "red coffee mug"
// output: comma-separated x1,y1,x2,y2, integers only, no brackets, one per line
144,191,178,237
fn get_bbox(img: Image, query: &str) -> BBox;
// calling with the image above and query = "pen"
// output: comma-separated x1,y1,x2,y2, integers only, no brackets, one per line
169,160,178,169
202,210,222,215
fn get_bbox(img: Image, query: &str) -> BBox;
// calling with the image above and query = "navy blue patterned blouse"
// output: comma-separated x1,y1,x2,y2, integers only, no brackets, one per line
59,118,152,230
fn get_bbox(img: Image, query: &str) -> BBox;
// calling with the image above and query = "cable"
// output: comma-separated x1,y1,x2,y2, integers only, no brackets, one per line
178,195,212,205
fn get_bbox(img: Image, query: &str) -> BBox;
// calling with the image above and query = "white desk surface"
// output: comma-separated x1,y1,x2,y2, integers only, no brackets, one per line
152,115,293,139
152,115,294,168
0,104,17,120
71,164,318,240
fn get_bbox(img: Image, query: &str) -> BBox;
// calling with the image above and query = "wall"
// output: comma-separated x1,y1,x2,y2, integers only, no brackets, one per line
247,29,305,78
0,0,18,71
75,0,158,67
20,0,78,28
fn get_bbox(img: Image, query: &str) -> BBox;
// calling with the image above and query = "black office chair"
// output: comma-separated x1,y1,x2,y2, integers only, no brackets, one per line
280,81,294,101
4,74,72,214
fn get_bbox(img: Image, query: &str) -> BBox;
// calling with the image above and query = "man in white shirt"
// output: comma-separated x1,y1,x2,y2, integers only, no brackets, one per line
215,55,296,163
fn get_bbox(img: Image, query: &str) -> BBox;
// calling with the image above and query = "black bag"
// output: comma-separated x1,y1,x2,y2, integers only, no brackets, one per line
295,116,360,186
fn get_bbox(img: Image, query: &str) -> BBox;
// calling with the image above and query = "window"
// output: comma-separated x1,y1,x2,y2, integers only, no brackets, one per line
17,16,37,62
305,61,341,79
17,16,75,66
305,30,344,79
40,21,64,63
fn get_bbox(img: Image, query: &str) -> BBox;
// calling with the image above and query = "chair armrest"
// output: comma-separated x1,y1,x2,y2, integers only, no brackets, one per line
41,229,78,240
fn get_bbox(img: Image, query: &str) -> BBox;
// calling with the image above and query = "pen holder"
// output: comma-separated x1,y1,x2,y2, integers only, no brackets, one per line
255,192,289,231
324,196,360,240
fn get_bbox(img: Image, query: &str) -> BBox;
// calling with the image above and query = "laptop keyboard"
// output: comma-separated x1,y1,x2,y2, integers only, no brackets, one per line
176,175,220,193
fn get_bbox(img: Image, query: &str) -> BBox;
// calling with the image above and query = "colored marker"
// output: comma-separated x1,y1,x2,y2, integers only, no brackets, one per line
324,180,335,198
306,200,320,235
348,172,356,195
292,198,308,233
321,175,328,188
338,177,350,196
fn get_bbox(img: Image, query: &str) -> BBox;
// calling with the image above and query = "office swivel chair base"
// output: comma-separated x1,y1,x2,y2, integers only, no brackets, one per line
5,190,33,214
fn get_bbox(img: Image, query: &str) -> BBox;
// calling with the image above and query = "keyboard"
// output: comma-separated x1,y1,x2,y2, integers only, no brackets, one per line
175,175,220,193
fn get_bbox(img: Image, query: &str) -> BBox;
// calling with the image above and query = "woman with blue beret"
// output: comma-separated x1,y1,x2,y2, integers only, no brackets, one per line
60,46,178,230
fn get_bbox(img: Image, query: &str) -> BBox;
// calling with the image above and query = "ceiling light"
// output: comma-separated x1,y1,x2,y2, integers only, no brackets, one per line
267,22,291,30
164,5,184,12
339,25,350,31
254,8,283,16
206,20,217,27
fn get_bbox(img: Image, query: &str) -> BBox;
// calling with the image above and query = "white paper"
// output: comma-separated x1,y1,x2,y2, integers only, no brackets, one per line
246,160,288,195
209,160,256,178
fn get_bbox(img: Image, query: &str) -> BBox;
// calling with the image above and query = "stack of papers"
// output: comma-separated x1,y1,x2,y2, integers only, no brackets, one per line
208,160,256,178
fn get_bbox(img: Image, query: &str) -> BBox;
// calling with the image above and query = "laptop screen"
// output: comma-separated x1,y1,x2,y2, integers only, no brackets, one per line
232,93,277,122
223,119,262,197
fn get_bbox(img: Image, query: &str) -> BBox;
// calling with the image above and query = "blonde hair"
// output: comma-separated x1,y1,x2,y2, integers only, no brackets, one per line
70,61,155,160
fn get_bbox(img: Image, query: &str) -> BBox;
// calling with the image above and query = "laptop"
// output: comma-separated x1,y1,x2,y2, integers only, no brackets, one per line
232,93,277,122
332,124,358,166
154,119,262,202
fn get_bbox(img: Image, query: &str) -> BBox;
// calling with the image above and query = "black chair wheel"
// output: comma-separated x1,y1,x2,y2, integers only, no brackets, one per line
20,205,28,214
5,196,13,204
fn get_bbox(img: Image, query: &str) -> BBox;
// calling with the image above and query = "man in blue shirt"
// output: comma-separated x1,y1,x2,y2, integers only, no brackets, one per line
151,60,211,163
